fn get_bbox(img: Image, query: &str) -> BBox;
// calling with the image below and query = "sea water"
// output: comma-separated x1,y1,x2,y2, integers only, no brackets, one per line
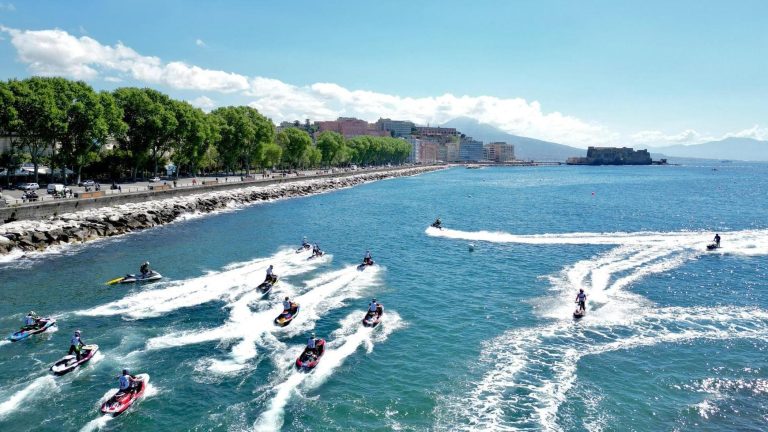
0,163,766,431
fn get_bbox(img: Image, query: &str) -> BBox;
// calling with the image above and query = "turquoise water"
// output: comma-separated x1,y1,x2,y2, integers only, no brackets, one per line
1,164,767,431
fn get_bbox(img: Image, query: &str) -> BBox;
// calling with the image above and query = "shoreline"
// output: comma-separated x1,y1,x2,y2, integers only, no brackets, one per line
0,166,443,258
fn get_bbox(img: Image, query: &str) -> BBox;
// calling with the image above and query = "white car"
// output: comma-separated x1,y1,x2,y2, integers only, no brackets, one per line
149,176,161,182
47,183,71,194
18,182,39,191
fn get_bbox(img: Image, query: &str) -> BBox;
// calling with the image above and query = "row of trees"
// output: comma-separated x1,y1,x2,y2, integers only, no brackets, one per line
0,77,412,184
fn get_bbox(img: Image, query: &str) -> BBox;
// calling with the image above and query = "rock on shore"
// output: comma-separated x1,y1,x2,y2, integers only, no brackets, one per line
0,166,442,257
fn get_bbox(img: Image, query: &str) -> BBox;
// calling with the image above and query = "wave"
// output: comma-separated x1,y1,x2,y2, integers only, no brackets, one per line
77,248,328,319
146,264,383,373
253,311,403,432
0,375,58,420
437,306,768,431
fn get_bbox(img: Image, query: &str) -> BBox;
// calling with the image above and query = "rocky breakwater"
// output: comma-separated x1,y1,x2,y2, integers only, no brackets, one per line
0,166,442,257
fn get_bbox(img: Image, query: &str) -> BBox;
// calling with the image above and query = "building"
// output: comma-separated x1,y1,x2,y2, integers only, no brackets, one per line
566,147,652,165
441,142,460,163
459,136,484,161
484,142,515,163
418,142,439,163
376,118,415,138
315,117,388,138
406,137,421,163
413,126,459,137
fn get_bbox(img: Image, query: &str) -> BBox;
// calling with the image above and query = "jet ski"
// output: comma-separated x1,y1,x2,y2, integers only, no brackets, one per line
296,244,311,253
308,250,325,260
573,307,586,319
100,374,149,416
357,259,375,271
274,303,300,327
8,318,57,342
431,221,443,230
295,339,326,370
706,243,720,251
109,271,162,285
50,344,99,375
257,277,278,295
362,304,384,327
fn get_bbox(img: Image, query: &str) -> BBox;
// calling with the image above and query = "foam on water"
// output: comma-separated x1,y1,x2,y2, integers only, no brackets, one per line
431,227,768,431
146,264,382,374
0,375,58,420
253,310,403,431
77,248,327,319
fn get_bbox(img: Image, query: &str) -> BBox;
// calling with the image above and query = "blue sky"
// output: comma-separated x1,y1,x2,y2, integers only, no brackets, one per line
0,0,766,147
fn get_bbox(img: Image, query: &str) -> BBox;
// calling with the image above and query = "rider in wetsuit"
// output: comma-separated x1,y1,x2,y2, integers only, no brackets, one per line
575,289,587,312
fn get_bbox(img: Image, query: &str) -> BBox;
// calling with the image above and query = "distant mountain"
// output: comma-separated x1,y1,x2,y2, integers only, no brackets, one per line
441,117,583,161
653,137,768,161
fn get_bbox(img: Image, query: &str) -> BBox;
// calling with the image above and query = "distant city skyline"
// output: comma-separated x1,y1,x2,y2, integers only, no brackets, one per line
0,0,766,148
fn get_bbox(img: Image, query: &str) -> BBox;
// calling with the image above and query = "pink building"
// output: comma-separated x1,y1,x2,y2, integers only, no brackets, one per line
315,117,388,138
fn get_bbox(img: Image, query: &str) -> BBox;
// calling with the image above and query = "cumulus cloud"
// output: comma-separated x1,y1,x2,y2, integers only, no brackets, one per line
189,95,215,111
725,125,768,141
1,25,762,148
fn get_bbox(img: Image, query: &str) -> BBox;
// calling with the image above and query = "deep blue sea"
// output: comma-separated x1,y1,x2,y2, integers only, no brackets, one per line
1,163,767,431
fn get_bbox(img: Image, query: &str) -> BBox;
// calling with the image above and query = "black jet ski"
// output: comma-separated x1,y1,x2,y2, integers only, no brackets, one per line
257,276,278,295
357,258,375,271
362,304,384,327
50,344,99,375
308,250,325,260
706,243,720,251
431,221,443,229
573,306,586,319
296,244,311,253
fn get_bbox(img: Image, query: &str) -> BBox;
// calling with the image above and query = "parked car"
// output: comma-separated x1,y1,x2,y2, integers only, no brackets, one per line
149,176,161,182
47,183,71,194
17,182,39,191
79,180,96,187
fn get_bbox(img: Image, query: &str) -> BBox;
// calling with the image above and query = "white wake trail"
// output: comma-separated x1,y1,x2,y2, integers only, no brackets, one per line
0,375,59,420
77,248,326,319
253,311,403,432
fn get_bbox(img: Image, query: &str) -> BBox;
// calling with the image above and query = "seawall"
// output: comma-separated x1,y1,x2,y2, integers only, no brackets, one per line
0,166,443,257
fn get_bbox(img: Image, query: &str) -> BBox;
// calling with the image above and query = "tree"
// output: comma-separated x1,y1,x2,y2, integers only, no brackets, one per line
113,87,177,180
211,106,274,175
305,147,322,168
9,78,67,183
242,107,274,174
261,142,283,169
276,128,312,168
316,131,344,166
170,101,210,177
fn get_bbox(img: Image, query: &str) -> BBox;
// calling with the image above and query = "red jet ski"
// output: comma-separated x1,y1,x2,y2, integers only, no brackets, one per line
295,339,326,370
50,344,99,376
100,374,149,416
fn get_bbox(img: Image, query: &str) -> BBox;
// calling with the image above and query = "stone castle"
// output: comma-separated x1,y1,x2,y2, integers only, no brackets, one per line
566,147,652,165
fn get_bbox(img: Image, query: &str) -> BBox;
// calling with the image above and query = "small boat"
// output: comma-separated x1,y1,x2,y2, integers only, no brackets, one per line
50,344,99,375
108,271,162,285
362,304,384,327
257,277,278,295
295,339,326,370
274,304,300,327
8,318,57,342
100,374,150,416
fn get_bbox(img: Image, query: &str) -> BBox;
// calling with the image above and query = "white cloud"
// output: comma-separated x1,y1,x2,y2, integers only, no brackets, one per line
0,3,15,11
195,38,205,47
189,95,215,111
103,76,123,83
1,25,763,148
725,125,768,141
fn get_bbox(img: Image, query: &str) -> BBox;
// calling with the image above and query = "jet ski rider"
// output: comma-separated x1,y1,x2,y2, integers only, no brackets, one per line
363,250,373,265
302,237,310,249
140,261,151,277
119,369,139,394
69,330,86,361
433,217,442,228
23,311,40,330
368,298,379,315
575,289,587,312
266,265,277,283
307,332,318,355
714,233,721,247
282,296,293,312
312,244,322,257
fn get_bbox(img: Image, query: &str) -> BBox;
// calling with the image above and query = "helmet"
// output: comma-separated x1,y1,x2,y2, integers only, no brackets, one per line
311,332,316,338
75,330,81,335
28,310,35,315
372,298,377,302
122,369,129,375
